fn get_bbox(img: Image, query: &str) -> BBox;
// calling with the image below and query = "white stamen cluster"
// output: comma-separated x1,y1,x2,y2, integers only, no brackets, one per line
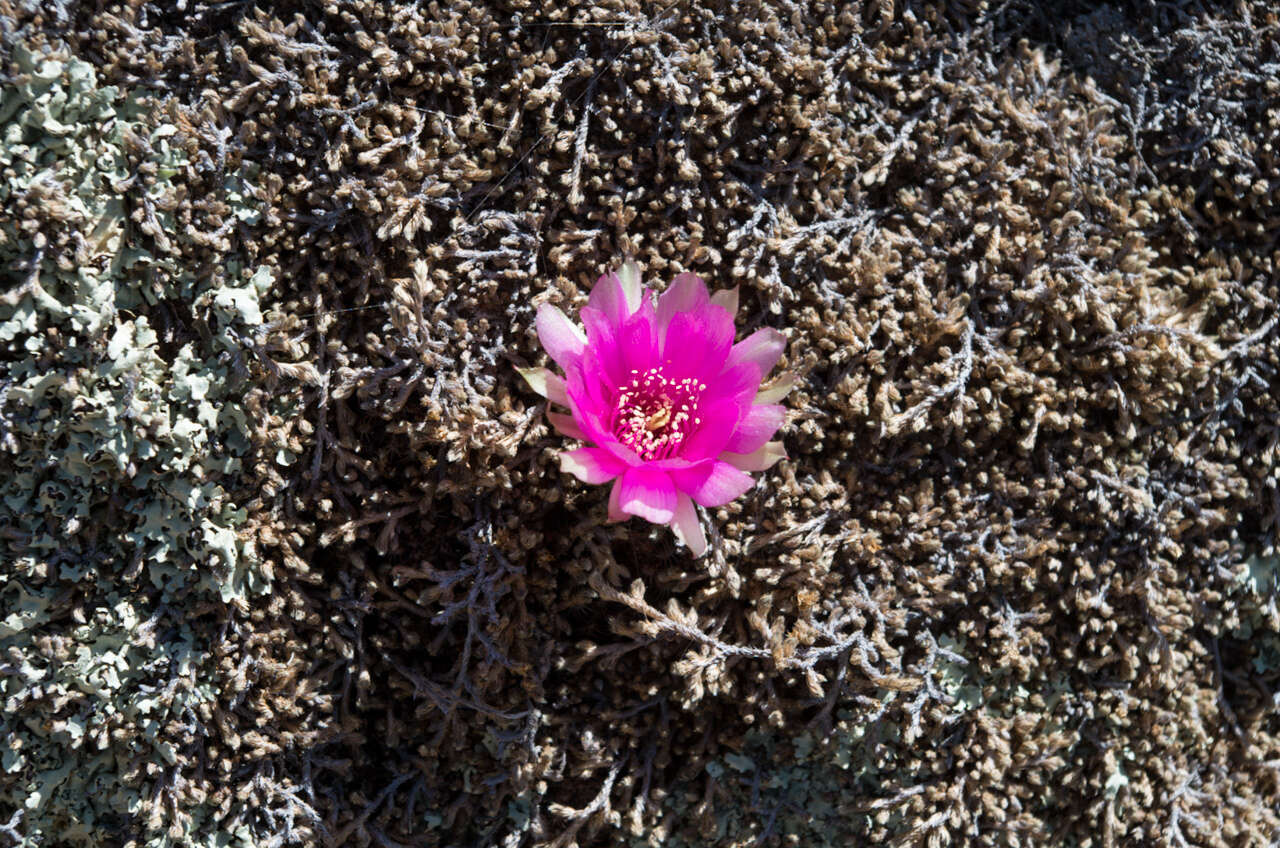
613,367,706,460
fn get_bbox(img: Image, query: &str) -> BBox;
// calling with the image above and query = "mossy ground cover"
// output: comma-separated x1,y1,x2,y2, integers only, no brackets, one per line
1,1,1278,846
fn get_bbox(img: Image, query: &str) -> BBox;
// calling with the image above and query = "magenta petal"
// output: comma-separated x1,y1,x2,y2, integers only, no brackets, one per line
569,357,612,414
618,300,659,376
581,306,626,387
702,361,764,408
562,369,643,467
661,304,735,381
586,302,659,382
725,404,786,454
670,460,755,507
647,456,698,472
618,466,677,524
678,397,742,461
726,328,786,376
536,304,586,369
564,375,618,444
656,272,710,341
560,447,628,484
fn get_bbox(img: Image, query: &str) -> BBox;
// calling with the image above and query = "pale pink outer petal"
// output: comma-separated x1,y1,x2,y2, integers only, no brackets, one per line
710,286,739,318
724,404,786,454
617,261,644,307
721,441,787,472
670,493,707,556
726,327,786,376
547,411,587,441
560,447,629,484
755,373,797,404
536,303,587,369
656,272,710,341
618,466,678,524
669,460,755,507
587,272,626,326
588,262,645,326
517,366,570,406
607,479,627,522
543,372,570,407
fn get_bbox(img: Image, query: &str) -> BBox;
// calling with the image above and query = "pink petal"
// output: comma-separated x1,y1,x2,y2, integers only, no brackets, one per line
602,441,643,466
536,303,586,370
617,299,659,375
647,456,698,471
656,272,710,341
661,303,735,381
618,466,677,524
547,411,587,440
677,397,742,461
584,301,659,383
564,369,621,444
517,366,569,406
568,356,613,414
560,447,628,484
670,493,707,556
587,263,644,328
725,404,786,454
580,306,625,386
721,440,786,471
726,328,786,377
701,361,764,408
670,460,754,507
562,369,645,467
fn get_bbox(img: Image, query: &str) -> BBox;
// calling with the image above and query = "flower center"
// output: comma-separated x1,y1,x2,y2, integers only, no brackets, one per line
613,367,705,460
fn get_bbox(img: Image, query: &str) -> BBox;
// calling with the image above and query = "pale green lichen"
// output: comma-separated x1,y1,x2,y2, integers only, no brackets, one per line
1231,552,1280,675
0,44,275,846
936,634,984,713
1239,552,1280,599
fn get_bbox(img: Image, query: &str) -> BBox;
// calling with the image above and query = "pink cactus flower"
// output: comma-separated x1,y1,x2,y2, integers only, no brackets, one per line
520,262,792,556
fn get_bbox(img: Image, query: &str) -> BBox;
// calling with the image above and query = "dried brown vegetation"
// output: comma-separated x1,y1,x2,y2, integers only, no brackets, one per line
3,0,1279,845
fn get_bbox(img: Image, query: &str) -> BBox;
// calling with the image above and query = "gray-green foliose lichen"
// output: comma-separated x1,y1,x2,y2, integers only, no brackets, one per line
0,43,274,846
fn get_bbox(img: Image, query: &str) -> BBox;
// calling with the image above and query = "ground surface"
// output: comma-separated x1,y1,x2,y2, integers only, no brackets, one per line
2,1,1279,846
